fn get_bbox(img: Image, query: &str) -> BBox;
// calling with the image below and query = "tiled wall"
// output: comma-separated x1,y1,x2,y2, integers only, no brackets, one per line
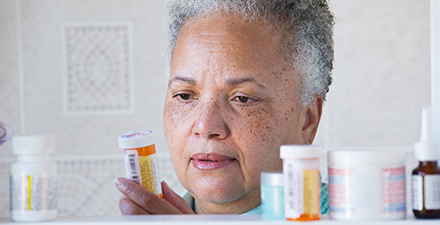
0,0,170,160
0,0,431,217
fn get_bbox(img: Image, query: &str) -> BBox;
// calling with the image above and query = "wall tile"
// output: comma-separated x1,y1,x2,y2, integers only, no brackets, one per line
0,0,20,157
63,23,135,114
19,0,169,157
328,0,431,148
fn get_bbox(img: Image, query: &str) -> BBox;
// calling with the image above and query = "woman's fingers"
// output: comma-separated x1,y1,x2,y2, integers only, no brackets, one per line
119,195,150,215
162,181,195,214
115,177,183,215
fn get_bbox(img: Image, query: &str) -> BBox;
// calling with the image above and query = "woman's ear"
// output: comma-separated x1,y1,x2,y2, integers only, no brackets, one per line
301,95,323,144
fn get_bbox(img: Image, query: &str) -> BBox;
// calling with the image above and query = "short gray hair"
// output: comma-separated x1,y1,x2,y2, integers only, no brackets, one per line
165,0,334,106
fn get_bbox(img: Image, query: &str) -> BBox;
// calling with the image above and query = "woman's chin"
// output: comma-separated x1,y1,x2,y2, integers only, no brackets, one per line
189,176,245,204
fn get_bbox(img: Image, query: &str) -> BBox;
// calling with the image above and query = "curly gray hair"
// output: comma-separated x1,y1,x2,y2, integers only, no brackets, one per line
165,0,334,106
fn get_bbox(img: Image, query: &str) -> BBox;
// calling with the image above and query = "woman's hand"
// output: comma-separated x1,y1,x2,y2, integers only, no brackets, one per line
115,178,195,215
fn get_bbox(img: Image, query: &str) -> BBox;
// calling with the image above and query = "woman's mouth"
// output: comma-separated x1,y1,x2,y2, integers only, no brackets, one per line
191,153,236,170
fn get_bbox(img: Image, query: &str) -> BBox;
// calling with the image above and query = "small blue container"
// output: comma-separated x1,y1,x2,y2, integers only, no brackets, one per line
261,171,284,220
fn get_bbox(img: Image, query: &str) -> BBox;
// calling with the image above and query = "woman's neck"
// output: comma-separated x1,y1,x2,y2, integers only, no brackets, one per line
193,188,261,214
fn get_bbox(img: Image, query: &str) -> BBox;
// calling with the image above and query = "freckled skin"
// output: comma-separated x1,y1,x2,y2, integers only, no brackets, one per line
163,13,322,214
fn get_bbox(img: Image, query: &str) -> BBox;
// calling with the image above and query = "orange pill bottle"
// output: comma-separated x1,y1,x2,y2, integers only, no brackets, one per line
118,130,162,197
280,145,321,221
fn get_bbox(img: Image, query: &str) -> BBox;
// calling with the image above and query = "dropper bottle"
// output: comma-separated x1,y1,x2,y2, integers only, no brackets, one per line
412,107,440,218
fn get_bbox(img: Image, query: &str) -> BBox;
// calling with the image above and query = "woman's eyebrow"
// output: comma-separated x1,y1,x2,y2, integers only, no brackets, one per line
225,77,266,89
168,76,196,87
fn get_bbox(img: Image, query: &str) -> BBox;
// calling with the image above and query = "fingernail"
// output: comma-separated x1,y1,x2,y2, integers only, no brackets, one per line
115,177,126,188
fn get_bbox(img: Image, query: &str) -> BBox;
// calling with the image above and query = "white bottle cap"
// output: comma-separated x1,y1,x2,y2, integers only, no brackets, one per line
261,171,283,187
118,130,156,149
328,148,406,165
12,134,55,155
414,107,440,161
280,145,321,159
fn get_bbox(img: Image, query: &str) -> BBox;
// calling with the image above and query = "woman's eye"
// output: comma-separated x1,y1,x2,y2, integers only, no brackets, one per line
179,94,191,100
173,93,192,101
234,95,257,104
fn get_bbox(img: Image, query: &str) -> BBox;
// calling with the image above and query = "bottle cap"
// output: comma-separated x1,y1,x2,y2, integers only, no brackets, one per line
118,130,156,149
280,145,321,159
328,148,406,165
12,134,55,155
261,171,283,187
414,107,440,161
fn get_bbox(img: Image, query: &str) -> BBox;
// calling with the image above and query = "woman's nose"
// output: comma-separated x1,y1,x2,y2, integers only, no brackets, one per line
192,99,228,140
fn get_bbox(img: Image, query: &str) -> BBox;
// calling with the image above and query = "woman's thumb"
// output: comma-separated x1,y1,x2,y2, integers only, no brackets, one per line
161,181,195,214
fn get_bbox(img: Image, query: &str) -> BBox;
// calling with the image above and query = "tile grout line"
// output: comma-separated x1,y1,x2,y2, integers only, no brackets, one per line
16,0,25,135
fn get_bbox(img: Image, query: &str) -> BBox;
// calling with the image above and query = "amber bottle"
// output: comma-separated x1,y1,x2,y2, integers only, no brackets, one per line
412,161,440,218
412,107,440,218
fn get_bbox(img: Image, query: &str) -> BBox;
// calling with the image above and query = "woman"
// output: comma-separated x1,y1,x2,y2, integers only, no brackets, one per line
115,0,334,215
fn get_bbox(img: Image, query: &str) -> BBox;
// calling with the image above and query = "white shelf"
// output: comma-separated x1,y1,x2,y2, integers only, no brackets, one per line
0,215,439,225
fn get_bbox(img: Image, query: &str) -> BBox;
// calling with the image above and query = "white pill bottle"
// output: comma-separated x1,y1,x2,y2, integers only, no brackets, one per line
10,134,58,222
328,148,406,221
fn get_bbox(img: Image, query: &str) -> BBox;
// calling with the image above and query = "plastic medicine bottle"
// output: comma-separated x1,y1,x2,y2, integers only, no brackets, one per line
412,107,440,218
118,130,162,197
261,171,284,220
10,134,58,222
280,145,321,221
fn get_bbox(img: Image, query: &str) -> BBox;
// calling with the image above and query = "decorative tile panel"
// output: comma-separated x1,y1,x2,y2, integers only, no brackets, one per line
62,23,134,114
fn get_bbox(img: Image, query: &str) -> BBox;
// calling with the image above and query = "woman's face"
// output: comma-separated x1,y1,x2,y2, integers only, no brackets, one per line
164,13,319,213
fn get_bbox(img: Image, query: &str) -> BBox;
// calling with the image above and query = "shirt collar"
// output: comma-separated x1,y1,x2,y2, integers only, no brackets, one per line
181,191,262,215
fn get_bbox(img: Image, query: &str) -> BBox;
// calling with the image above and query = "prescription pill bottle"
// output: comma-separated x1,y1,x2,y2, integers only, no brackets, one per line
261,171,284,220
10,134,58,222
280,145,321,221
328,148,406,221
118,130,162,197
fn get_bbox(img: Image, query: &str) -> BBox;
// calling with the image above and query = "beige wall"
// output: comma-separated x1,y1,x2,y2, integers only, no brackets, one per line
0,0,431,216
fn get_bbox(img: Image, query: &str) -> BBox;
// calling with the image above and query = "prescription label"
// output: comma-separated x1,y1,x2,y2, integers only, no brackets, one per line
123,150,162,196
10,174,57,211
382,167,406,213
412,175,423,210
424,175,440,210
329,168,354,214
303,169,320,215
123,150,142,184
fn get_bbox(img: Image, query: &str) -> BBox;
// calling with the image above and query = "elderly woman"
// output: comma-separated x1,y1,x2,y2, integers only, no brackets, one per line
115,0,334,215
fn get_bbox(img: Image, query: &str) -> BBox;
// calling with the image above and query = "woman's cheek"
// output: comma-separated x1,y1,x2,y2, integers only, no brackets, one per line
164,102,196,149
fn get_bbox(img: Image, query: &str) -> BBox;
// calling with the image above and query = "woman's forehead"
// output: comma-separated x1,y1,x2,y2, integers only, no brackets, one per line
170,13,296,87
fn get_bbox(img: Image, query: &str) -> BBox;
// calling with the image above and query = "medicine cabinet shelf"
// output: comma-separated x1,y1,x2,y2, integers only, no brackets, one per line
0,214,439,225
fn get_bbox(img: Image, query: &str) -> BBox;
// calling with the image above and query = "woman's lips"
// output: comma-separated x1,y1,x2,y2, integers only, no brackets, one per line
191,153,235,170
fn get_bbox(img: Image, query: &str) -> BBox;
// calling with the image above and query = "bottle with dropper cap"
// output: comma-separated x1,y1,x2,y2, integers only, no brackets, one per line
412,107,440,218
